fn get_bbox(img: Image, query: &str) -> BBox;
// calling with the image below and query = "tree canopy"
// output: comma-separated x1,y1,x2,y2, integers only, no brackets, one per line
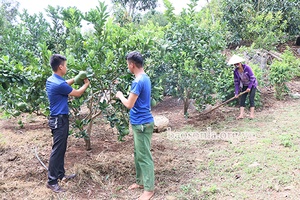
1,0,300,149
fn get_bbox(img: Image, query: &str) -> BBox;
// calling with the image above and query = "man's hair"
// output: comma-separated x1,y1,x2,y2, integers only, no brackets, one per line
50,54,67,72
126,51,144,68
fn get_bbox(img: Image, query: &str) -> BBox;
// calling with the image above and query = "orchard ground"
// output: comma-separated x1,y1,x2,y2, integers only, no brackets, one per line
1,80,300,200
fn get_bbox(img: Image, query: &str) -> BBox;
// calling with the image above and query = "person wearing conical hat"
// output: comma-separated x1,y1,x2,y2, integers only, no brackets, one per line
228,55,258,119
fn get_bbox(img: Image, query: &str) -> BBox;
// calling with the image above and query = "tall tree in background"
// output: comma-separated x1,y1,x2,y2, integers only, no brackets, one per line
111,0,158,23
221,0,300,47
138,10,168,26
0,0,19,52
0,0,19,24
45,5,68,53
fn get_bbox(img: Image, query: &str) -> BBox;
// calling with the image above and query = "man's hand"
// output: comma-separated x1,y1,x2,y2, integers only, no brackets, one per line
115,91,138,109
113,79,120,85
83,78,90,86
69,78,90,97
235,95,238,98
116,91,123,99
246,88,251,93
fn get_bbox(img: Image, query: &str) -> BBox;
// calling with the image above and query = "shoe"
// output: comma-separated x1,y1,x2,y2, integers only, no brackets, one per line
46,183,66,193
61,174,76,182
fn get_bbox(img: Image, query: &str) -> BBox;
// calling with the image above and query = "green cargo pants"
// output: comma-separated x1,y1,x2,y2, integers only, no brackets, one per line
132,122,155,191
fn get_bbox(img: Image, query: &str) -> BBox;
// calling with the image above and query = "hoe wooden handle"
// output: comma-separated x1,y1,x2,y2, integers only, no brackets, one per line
203,90,248,114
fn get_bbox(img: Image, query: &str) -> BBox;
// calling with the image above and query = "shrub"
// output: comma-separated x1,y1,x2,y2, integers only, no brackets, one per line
216,66,235,102
269,48,299,100
247,11,287,50
270,61,291,100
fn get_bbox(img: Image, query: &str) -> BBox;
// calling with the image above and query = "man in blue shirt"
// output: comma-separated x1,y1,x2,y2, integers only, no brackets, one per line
46,54,90,193
116,51,155,200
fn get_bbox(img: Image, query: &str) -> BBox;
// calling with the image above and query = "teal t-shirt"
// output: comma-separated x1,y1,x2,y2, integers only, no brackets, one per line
129,73,154,125
46,74,73,116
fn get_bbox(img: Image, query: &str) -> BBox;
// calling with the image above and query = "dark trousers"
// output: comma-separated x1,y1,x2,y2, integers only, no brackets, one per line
48,115,69,185
240,86,256,107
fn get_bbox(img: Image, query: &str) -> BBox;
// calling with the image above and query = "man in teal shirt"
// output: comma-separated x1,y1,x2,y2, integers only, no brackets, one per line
116,51,154,200
46,54,90,192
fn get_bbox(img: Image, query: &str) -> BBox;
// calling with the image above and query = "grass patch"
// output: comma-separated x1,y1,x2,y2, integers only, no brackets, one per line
173,100,300,199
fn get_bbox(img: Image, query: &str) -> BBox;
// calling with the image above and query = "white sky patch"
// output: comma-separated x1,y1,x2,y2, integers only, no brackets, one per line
16,0,207,32
17,0,207,15
17,0,107,14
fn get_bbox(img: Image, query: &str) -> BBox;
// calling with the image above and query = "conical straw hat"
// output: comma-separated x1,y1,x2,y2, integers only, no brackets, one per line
227,55,245,65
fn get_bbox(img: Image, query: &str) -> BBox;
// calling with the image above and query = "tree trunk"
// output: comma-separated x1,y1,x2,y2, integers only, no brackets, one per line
183,97,189,116
257,0,260,12
84,118,94,151
183,88,190,116
206,0,215,24
128,0,134,19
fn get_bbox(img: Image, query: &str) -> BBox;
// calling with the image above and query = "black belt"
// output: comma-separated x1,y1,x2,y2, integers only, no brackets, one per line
50,114,69,118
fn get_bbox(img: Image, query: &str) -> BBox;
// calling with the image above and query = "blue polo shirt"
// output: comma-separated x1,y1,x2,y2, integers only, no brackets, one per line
46,74,73,116
130,73,154,125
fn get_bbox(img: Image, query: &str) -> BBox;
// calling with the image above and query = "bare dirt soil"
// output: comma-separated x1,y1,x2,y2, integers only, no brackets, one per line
1,78,300,199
